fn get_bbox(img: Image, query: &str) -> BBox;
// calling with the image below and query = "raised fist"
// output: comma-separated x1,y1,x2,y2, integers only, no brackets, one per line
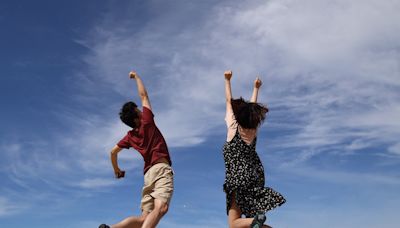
224,70,232,80
254,77,262,88
129,71,137,79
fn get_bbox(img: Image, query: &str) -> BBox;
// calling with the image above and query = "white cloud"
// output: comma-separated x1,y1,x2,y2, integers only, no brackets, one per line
0,119,140,217
76,0,400,163
388,143,400,156
220,0,400,161
75,177,117,189
0,197,27,217
1,0,399,225
279,163,400,186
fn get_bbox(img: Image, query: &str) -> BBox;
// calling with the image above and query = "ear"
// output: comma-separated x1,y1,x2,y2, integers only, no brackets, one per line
134,118,141,125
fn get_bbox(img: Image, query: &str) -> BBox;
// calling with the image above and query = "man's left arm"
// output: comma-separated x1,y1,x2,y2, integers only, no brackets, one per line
129,71,152,110
110,145,125,178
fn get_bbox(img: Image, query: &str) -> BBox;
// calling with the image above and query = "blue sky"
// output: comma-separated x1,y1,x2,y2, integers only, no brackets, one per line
1,0,400,227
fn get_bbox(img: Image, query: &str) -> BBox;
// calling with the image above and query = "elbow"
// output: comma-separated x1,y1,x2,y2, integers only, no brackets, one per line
110,148,119,156
110,145,122,157
139,91,149,100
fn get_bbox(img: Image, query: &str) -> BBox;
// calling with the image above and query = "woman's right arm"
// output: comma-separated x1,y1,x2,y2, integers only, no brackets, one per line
224,70,237,141
224,70,233,110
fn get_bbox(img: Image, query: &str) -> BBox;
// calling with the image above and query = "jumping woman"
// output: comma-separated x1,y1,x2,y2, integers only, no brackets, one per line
222,70,285,228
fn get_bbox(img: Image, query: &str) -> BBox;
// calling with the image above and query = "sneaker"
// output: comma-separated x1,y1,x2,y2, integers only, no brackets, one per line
99,224,110,228
250,213,266,228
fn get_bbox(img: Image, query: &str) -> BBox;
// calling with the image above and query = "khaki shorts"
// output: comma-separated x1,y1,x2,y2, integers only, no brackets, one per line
141,163,174,213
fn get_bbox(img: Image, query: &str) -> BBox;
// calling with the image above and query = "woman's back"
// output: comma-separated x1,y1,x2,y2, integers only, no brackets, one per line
225,107,257,145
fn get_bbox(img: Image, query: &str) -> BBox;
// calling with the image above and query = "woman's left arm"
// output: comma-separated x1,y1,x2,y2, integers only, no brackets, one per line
250,77,262,103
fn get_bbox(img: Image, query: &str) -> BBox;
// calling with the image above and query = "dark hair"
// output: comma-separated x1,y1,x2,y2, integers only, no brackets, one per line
231,97,269,129
119,102,139,128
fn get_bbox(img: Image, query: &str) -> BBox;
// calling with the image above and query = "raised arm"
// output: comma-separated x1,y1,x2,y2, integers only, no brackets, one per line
224,70,233,109
250,77,262,103
129,71,151,110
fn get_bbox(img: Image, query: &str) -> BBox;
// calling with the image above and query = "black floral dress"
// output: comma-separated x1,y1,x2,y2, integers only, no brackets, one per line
223,129,286,218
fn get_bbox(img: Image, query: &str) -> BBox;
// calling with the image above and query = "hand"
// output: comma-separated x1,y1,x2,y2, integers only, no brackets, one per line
129,71,137,79
115,170,125,179
224,70,232,80
254,77,262,88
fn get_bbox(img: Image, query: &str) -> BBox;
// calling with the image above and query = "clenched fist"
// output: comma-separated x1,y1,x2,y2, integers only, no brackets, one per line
115,170,125,179
254,77,262,88
129,71,137,79
224,70,232,80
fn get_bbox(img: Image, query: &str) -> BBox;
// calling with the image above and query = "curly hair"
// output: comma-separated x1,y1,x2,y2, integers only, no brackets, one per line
119,101,139,129
231,97,269,129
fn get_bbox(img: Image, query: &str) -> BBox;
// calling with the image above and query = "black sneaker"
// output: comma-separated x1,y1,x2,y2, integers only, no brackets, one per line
99,224,110,228
250,213,266,228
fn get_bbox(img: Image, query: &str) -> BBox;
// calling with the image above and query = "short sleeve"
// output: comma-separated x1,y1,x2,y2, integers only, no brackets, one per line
117,134,131,149
142,106,155,124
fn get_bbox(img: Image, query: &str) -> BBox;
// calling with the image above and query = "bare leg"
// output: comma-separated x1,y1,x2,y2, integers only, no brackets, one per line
228,194,271,228
228,195,252,228
111,212,148,228
141,198,169,228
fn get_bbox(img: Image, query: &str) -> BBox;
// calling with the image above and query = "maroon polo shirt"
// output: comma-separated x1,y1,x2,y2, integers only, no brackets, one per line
117,107,171,174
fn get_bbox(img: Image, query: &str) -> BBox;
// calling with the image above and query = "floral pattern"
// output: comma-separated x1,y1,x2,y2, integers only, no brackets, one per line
223,130,286,218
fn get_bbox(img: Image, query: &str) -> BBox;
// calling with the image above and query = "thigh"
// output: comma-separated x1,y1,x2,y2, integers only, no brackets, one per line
151,164,174,204
141,173,155,212
228,193,242,226
141,190,155,213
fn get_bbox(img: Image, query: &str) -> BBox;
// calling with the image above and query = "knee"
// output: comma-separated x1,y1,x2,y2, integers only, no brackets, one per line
229,221,237,228
228,219,236,228
155,202,169,216
139,214,147,223
160,203,169,215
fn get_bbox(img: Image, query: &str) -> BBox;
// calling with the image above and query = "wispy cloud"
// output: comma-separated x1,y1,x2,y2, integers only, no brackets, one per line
77,0,400,163
0,197,27,217
74,177,117,189
0,117,141,218
2,0,399,224
56,112,143,173
388,143,400,155
278,163,400,186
